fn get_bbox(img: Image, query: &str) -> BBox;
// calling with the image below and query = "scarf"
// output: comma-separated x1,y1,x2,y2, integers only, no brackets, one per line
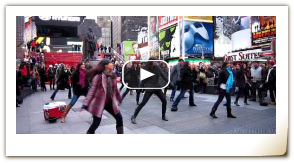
226,67,234,93
103,71,114,99
77,69,86,88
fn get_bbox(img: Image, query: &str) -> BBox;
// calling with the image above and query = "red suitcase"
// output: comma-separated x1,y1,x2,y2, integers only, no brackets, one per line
43,101,66,122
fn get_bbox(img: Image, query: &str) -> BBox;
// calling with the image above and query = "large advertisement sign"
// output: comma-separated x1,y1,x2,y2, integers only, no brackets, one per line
149,16,159,58
251,16,276,46
214,16,233,57
158,16,178,30
181,21,214,57
159,25,180,59
122,41,138,61
231,16,251,51
34,16,85,26
181,16,213,23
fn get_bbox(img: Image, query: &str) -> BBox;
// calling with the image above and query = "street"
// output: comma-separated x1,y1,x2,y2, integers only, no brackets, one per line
16,84,276,134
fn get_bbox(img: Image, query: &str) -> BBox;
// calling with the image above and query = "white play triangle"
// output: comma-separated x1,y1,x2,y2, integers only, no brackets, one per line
140,68,155,81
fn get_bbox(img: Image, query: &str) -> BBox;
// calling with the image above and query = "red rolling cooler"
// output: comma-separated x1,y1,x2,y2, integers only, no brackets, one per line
43,101,66,122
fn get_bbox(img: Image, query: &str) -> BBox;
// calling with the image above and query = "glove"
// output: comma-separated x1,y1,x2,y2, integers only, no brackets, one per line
81,105,88,110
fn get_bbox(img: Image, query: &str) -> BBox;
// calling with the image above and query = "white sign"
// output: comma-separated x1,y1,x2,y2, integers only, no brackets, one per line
224,49,262,62
140,68,155,81
39,16,81,22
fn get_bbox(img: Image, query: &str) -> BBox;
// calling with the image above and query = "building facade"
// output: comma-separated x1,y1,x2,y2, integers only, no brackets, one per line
16,16,25,60
97,16,111,48
110,16,122,51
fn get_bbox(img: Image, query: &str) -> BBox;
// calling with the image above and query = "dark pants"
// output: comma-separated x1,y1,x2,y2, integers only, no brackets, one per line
235,85,249,104
49,77,55,89
211,89,233,115
87,102,123,134
172,85,195,108
199,79,206,93
133,90,167,118
119,83,124,91
50,87,72,100
251,81,262,101
121,88,141,103
40,79,46,91
31,78,37,92
269,87,276,103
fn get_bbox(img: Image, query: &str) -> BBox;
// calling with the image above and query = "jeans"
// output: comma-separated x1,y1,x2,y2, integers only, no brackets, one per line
170,83,178,100
50,87,72,100
87,102,123,134
133,90,167,118
211,89,232,115
121,89,141,102
68,94,80,107
172,86,195,108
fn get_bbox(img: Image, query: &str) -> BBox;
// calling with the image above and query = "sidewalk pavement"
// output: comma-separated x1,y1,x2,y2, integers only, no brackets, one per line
16,84,276,134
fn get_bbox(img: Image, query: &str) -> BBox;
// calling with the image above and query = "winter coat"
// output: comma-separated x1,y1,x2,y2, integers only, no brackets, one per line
235,69,246,88
71,70,89,96
179,67,193,90
159,67,169,87
124,66,140,87
206,67,215,78
217,68,230,90
56,70,70,90
170,64,181,84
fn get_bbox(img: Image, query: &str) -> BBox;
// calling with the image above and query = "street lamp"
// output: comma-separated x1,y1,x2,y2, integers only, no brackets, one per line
195,44,205,61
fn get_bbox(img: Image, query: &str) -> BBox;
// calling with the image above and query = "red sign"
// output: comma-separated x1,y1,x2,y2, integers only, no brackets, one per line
158,16,178,29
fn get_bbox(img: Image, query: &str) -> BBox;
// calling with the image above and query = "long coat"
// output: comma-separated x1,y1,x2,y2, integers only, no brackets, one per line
83,74,122,118
235,69,246,88
170,64,181,84
124,67,140,87
71,70,89,96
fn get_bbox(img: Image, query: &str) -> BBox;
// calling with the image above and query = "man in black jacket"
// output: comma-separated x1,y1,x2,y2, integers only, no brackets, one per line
266,60,276,105
171,61,196,111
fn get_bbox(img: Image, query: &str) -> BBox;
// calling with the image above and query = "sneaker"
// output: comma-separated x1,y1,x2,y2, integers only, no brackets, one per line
171,107,178,112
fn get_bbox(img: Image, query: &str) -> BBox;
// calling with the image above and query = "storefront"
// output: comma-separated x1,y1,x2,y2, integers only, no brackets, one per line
25,16,86,68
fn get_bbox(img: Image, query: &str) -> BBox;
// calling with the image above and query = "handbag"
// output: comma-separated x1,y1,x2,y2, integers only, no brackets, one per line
199,72,206,79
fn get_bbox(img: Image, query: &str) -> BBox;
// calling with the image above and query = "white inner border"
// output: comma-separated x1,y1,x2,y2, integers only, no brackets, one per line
6,6,288,156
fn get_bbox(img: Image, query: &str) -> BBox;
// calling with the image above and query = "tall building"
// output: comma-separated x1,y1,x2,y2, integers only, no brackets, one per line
121,16,148,42
16,16,25,60
97,16,111,48
110,16,121,51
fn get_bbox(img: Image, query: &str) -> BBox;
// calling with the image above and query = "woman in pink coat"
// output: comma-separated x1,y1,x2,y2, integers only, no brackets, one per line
82,59,123,134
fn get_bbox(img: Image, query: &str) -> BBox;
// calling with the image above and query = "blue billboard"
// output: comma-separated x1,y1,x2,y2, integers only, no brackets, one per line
181,21,214,57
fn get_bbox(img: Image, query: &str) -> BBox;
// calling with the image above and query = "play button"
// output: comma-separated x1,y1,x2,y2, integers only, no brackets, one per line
140,68,155,81
122,60,170,89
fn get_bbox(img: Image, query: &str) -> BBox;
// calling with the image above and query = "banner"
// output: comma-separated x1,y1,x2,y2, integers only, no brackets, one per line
34,16,85,26
181,21,214,57
251,16,276,46
159,25,180,59
149,16,159,57
158,16,178,30
231,16,251,51
214,16,233,57
224,49,262,62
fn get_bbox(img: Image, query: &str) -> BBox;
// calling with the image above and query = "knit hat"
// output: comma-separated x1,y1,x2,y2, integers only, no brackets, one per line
269,60,275,66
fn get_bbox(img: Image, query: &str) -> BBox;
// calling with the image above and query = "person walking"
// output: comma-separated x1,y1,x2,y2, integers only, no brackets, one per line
209,62,237,119
266,60,276,105
60,62,90,123
171,61,197,111
82,59,123,134
170,59,184,101
121,62,141,104
48,65,56,90
50,64,72,100
234,64,250,106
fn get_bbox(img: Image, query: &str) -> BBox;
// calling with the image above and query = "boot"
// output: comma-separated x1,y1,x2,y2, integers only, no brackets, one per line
227,108,236,118
131,115,137,124
86,130,94,134
162,115,168,121
171,106,178,112
116,126,124,134
210,108,218,118
244,102,250,105
234,102,240,106
61,105,72,123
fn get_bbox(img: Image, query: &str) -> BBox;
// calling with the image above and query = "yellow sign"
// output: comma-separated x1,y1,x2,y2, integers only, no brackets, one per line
180,16,213,23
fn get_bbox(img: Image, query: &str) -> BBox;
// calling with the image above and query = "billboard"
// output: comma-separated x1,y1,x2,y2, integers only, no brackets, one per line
149,16,159,57
231,16,251,51
181,21,214,57
181,16,213,23
34,16,85,26
251,16,276,46
159,25,180,59
214,16,233,57
122,41,138,61
158,16,178,30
